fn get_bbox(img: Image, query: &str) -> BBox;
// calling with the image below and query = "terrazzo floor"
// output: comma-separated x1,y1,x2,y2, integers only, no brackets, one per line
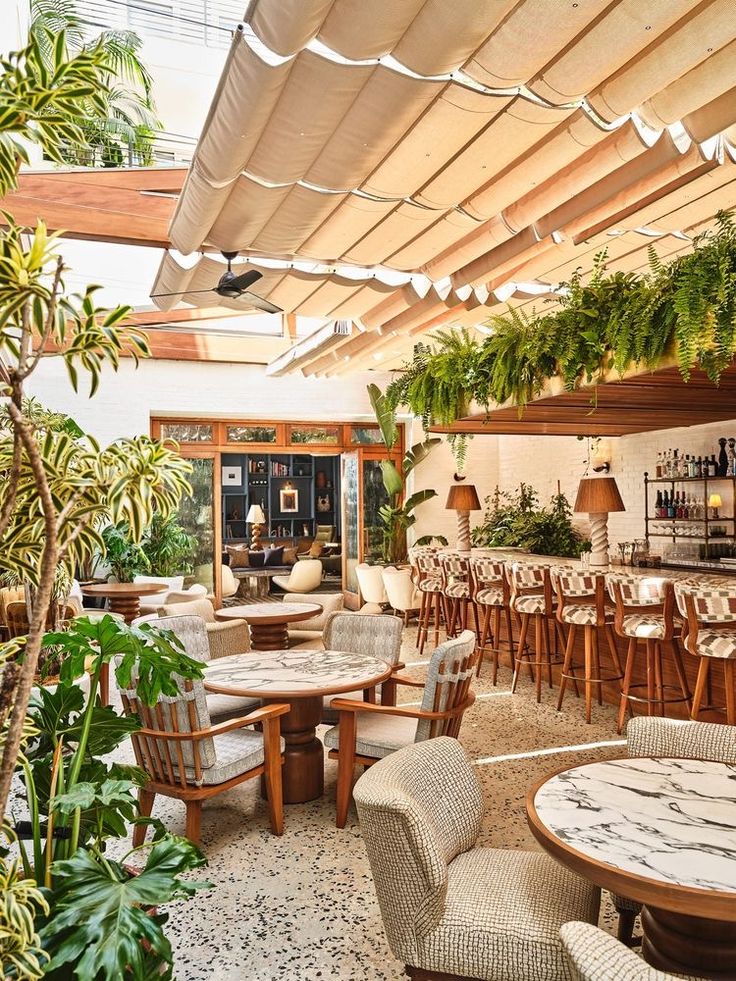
124,624,630,981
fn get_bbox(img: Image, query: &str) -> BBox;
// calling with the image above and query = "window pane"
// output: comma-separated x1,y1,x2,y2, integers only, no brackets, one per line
351,426,384,445
227,425,277,444
290,426,339,445
160,422,212,442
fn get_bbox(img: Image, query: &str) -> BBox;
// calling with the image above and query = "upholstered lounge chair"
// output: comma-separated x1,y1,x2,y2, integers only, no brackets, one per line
353,737,601,981
272,559,323,593
286,592,344,649
324,630,477,827
560,922,705,981
157,597,250,661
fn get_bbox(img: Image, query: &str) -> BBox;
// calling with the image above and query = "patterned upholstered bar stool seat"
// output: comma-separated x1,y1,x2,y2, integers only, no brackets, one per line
676,582,736,724
607,574,691,734
470,557,513,684
508,561,567,704
441,553,477,639
553,571,625,724
413,551,447,657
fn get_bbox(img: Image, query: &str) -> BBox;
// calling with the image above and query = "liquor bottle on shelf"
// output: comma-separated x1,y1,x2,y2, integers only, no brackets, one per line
718,438,728,477
667,490,675,518
709,454,718,477
655,452,663,479
655,490,663,516
672,448,679,478
728,438,736,476
696,455,703,478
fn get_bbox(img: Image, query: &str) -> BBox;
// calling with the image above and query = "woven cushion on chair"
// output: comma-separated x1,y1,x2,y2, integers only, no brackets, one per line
514,594,546,615
693,629,736,659
418,577,442,593
560,921,704,981
445,581,469,599
323,713,418,759
621,614,666,639
416,849,600,981
561,605,612,627
476,585,504,607
183,728,284,787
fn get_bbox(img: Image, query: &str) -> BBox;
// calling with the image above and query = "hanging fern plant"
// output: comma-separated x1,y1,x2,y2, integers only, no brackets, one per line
388,211,736,427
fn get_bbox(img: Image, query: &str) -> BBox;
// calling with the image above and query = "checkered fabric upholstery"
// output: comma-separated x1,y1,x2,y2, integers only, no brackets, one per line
475,585,504,607
606,574,670,606
513,593,547,615
609,718,736,920
674,584,736,659
560,605,611,626
442,555,470,599
509,561,548,590
560,922,705,980
620,613,666,640
445,581,470,598
470,557,506,585
690,630,736,659
321,613,403,723
414,553,444,593
353,737,600,980
678,586,736,622
553,572,598,598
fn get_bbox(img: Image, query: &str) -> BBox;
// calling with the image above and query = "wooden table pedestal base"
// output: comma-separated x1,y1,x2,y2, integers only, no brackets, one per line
250,623,290,651
642,907,736,980
261,695,323,804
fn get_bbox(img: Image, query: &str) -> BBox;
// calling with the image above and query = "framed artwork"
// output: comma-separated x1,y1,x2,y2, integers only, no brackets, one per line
221,466,242,486
280,487,299,513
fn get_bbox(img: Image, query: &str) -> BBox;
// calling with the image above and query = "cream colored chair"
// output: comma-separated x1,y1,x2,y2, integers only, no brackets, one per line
560,922,696,981
355,562,387,614
134,574,185,613
287,592,344,649
272,559,322,594
157,597,250,661
382,566,421,625
160,585,208,606
221,563,239,599
353,737,600,980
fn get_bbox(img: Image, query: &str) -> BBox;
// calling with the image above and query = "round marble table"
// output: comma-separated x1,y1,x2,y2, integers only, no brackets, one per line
215,602,322,650
204,649,392,803
527,757,736,979
81,583,166,704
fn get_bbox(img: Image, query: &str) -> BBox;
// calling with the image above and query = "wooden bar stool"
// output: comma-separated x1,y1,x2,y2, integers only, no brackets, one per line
508,561,567,704
677,583,736,724
413,552,446,657
608,574,692,734
553,571,624,724
441,554,477,639
469,557,514,684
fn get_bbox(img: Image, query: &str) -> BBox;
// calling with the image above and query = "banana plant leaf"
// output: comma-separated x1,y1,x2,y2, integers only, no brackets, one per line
403,488,437,512
402,438,441,477
380,459,403,497
367,382,398,450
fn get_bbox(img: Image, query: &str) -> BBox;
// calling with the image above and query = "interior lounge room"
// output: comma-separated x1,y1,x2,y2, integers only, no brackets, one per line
2,1,736,979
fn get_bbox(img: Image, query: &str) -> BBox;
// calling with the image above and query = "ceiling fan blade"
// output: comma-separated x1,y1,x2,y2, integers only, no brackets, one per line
227,269,263,292
150,288,216,298
240,292,283,315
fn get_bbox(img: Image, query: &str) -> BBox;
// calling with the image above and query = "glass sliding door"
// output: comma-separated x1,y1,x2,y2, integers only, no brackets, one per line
176,454,220,602
341,451,360,602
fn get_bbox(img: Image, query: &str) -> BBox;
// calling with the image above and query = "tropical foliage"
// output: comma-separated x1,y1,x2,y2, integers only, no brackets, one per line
367,384,439,563
101,513,197,582
386,213,736,425
471,485,587,558
30,0,161,166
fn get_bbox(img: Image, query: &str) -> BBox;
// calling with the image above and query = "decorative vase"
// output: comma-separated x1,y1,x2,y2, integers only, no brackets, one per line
718,437,728,477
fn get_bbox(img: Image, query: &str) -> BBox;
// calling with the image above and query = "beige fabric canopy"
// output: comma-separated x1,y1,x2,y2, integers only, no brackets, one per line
162,0,736,375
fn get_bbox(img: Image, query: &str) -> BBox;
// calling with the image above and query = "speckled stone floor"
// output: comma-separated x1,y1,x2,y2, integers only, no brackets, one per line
114,625,631,981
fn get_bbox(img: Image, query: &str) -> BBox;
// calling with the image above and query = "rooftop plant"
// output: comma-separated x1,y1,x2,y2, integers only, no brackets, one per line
386,212,736,426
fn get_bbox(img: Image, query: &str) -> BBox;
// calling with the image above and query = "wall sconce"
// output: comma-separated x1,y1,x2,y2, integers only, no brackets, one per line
591,439,612,474
709,493,722,519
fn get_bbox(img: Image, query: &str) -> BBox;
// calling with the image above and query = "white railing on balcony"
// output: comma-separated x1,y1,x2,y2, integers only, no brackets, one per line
77,0,244,49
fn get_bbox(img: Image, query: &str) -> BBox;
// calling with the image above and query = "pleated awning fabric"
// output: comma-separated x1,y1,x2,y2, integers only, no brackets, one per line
162,0,736,374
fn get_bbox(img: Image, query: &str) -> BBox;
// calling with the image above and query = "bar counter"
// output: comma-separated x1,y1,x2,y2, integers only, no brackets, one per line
464,548,733,720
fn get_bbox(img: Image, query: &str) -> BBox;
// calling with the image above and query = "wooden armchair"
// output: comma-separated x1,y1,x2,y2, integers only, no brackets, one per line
323,630,478,828
119,676,287,845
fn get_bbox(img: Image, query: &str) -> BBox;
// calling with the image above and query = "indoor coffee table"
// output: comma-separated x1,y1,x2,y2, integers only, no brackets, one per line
215,601,322,650
204,648,392,803
527,757,736,979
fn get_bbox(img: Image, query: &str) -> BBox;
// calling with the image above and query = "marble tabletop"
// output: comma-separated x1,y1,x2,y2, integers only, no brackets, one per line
215,602,322,622
203,648,392,698
532,757,736,897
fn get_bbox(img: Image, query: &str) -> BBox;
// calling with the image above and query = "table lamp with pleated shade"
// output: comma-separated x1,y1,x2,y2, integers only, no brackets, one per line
574,477,625,569
445,484,482,553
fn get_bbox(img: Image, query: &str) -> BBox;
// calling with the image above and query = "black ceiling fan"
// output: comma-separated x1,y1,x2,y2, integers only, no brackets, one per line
150,252,283,313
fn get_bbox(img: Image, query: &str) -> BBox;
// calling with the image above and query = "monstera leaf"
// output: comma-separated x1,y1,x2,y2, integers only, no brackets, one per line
41,836,209,981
